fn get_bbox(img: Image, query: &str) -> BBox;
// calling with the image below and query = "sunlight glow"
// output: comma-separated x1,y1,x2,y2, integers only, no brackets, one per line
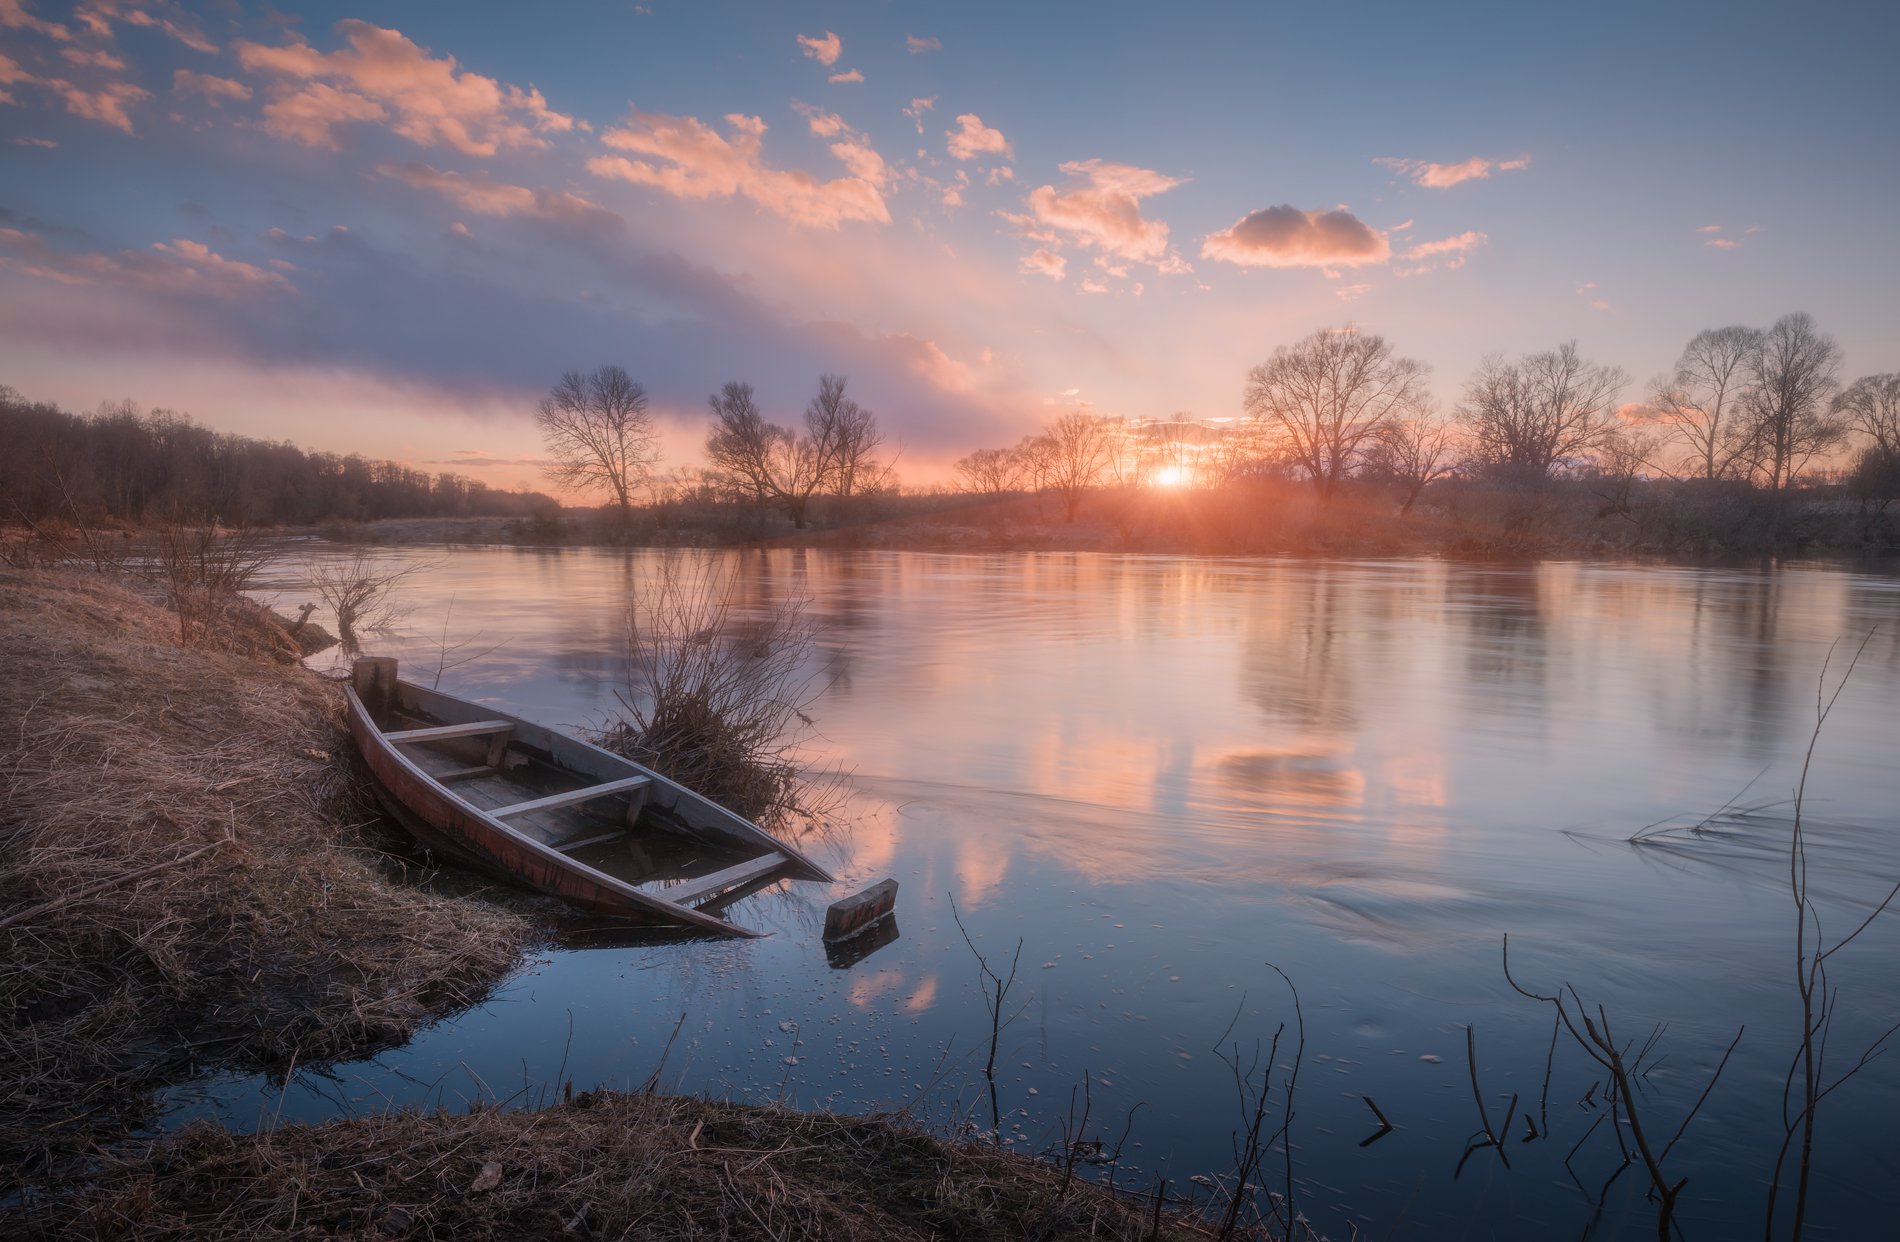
1153,465,1188,488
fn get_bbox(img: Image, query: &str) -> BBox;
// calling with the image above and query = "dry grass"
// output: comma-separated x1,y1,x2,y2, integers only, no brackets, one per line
21,1091,1227,1241
0,569,530,1182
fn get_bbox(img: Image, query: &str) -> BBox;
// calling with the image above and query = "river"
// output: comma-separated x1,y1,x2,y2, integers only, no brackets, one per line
166,547,1900,1239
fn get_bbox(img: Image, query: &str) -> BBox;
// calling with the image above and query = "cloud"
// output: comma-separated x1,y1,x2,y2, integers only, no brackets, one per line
1696,224,1722,233
62,47,126,70
378,162,623,232
234,20,575,156
946,113,1010,161
50,78,150,133
73,0,217,53
1373,155,1530,189
1024,159,1183,263
1574,281,1611,311
1705,237,1739,250
1021,248,1065,281
12,136,56,147
828,69,863,84
1,0,71,41
588,107,890,229
1200,204,1389,269
173,69,251,105
796,31,841,66
903,96,934,133
0,227,293,297
907,34,941,54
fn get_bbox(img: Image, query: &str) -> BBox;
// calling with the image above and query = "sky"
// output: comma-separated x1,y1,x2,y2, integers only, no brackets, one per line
2,0,1897,489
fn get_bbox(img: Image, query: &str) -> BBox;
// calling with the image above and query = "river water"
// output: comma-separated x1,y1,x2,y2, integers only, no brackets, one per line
167,548,1900,1239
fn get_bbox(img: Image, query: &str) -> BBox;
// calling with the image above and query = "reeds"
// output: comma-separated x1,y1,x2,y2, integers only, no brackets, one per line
23,1091,1226,1240
0,568,529,1181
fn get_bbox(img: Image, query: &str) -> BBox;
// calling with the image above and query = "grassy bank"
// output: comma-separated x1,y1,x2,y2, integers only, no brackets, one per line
23,1091,1219,1240
0,568,531,1181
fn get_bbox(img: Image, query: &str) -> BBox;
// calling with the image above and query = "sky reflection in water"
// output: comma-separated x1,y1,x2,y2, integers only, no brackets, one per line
176,549,1900,1239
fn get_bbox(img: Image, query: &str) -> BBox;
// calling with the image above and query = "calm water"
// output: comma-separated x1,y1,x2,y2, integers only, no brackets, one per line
171,548,1900,1239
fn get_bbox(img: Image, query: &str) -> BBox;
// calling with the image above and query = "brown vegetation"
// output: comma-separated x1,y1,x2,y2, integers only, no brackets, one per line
19,1091,1224,1241
0,569,530,1181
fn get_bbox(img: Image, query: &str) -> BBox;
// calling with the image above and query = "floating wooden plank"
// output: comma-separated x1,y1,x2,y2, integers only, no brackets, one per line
489,775,651,820
386,720,516,743
823,878,899,943
651,853,787,908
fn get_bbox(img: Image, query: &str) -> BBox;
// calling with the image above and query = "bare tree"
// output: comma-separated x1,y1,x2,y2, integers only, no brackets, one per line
534,366,659,522
1457,341,1628,480
1042,412,1116,521
1647,325,1760,480
1735,313,1844,491
704,381,782,534
1243,326,1429,501
953,446,1022,494
1364,411,1460,514
806,374,885,500
1834,372,1900,464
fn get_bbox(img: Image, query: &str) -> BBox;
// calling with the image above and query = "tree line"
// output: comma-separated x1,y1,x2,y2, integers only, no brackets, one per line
1,386,557,528
945,313,1898,520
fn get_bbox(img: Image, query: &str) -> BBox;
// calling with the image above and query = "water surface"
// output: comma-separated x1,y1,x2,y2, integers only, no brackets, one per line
173,549,1900,1239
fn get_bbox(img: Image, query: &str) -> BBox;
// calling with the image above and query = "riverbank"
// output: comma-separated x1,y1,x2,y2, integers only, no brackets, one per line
0,568,532,1182
24,1091,1216,1240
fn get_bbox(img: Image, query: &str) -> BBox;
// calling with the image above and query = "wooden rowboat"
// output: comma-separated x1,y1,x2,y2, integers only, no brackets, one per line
344,658,831,938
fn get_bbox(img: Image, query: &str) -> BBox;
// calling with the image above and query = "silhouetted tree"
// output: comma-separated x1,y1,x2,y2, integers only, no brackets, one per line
1735,313,1843,490
1364,411,1460,514
953,446,1022,494
535,365,659,522
1244,326,1429,501
1835,372,1900,465
1647,325,1759,480
1043,412,1115,521
1458,341,1627,480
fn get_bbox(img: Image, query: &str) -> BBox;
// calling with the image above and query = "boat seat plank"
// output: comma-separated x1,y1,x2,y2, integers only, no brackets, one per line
552,829,628,854
651,852,788,908
433,764,497,784
489,776,652,820
387,720,516,743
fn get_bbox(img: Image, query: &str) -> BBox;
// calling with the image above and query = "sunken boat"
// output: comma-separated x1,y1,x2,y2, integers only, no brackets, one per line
344,657,831,937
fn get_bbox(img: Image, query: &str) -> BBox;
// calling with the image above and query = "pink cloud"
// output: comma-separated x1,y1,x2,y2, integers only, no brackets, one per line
1021,248,1066,281
1025,159,1183,263
1705,237,1739,250
588,108,890,229
75,0,216,54
378,161,622,231
946,113,1010,161
0,228,293,297
49,78,150,133
797,31,842,66
828,69,863,84
1201,204,1389,269
13,136,57,147
1374,154,1531,188
1,0,71,41
903,96,934,134
173,69,251,105
61,47,126,70
235,20,575,156
907,34,941,54
1696,224,1722,233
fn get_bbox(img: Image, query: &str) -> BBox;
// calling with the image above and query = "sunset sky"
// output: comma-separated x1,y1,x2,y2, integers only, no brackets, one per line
2,0,1896,488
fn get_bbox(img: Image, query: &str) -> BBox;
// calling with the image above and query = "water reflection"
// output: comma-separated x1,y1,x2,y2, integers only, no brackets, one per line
212,547,1900,1239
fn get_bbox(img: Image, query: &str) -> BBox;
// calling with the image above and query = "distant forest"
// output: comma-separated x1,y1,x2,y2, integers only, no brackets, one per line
0,386,556,527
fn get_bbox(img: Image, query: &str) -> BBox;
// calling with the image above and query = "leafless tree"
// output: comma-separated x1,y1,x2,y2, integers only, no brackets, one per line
1646,325,1760,480
1457,341,1628,480
1834,372,1900,465
1364,410,1461,514
806,374,886,500
1243,326,1429,501
704,381,783,533
1735,313,1844,491
1010,432,1057,493
1043,412,1116,521
953,446,1022,494
534,365,659,522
